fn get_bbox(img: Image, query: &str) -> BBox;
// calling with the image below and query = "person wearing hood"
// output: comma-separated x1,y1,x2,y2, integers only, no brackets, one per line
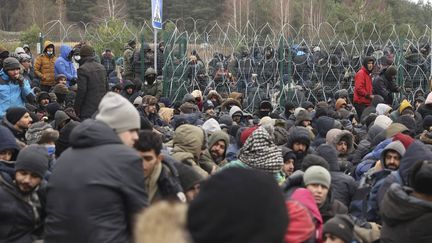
73,45,109,120
141,67,162,100
373,66,400,105
360,94,385,123
0,145,50,242
323,215,356,243
199,130,230,174
286,126,313,171
280,101,296,122
376,103,393,116
0,125,20,176
2,107,33,145
354,56,375,118
18,53,35,86
295,109,313,132
303,165,348,223
171,124,208,177
45,92,148,243
0,46,9,70
256,99,273,118
380,160,432,243
311,116,341,149
34,40,57,91
138,95,165,127
351,124,384,166
121,80,140,103
0,57,35,119
325,129,355,173
316,144,357,207
389,99,423,135
207,90,223,108
122,39,136,81
54,44,77,86
418,91,432,118
280,147,296,179
35,91,51,119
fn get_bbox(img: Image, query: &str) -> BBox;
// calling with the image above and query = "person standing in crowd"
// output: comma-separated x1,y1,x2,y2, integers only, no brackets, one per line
74,45,109,120
101,49,116,79
0,57,34,118
34,41,57,92
0,145,50,242
354,56,375,118
373,66,400,106
45,92,148,243
54,44,77,87
141,67,163,100
18,54,35,86
123,39,136,81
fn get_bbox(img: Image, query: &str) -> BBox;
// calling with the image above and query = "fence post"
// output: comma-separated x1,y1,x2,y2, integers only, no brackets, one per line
37,32,44,54
140,32,145,83
278,36,285,109
162,31,170,97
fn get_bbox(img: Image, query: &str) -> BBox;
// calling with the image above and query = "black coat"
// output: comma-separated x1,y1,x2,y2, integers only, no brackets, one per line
380,184,432,243
373,72,399,105
74,57,109,119
418,103,432,119
45,120,148,243
0,173,45,243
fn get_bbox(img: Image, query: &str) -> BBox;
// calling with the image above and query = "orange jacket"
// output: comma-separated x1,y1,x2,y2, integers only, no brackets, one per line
34,41,57,86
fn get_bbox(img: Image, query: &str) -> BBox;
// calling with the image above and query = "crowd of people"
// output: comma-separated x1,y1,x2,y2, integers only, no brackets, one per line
0,39,432,243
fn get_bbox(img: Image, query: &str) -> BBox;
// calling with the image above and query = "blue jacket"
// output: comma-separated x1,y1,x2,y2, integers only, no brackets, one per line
0,69,33,119
54,45,77,85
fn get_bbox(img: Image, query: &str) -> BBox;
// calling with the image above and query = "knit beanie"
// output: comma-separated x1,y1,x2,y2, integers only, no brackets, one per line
52,84,69,95
295,110,312,125
15,145,50,178
95,92,140,133
374,115,393,130
218,114,233,129
173,162,204,191
0,125,19,158
2,57,21,71
187,168,289,243
399,99,413,114
323,215,355,243
303,165,331,188
180,102,196,114
37,91,51,103
384,66,397,80
25,121,53,144
79,45,94,57
203,100,214,111
423,115,432,130
301,154,330,171
6,107,28,125
133,96,143,106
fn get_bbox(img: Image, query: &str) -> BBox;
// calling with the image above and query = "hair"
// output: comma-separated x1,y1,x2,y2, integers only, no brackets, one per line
134,130,163,155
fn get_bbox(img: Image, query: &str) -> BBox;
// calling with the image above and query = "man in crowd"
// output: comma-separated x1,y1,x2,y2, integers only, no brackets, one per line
199,130,230,174
34,41,57,92
2,107,33,145
354,56,375,118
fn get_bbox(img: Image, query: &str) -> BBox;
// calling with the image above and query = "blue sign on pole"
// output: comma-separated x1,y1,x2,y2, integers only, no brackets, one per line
152,0,163,29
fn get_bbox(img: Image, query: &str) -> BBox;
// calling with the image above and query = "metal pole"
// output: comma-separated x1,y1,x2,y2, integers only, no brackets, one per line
154,29,158,73
141,33,145,83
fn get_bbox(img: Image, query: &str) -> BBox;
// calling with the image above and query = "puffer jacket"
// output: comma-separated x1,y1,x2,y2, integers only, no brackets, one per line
380,184,432,243
54,45,77,85
0,69,33,118
171,124,208,177
354,66,373,105
34,41,57,86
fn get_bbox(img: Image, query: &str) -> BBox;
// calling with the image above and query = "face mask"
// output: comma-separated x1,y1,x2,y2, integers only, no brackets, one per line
74,55,81,61
47,51,53,55
46,145,56,156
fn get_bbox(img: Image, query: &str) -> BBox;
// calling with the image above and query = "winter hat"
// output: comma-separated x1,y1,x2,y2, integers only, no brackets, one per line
55,74,67,81
229,106,243,118
335,98,347,110
52,110,70,130
294,107,306,118
259,116,275,126
376,103,392,115
37,91,51,103
95,92,140,133
282,147,297,163
374,115,393,129
0,46,9,58
240,126,259,145
392,133,415,149
316,144,340,172
201,118,221,134
384,66,397,80
6,107,28,125
133,96,143,106
323,215,354,243
203,100,214,111
218,114,233,129
301,154,330,171
398,99,413,114
179,102,196,114
335,89,349,100
18,53,31,63
303,165,331,188
55,120,79,157
274,126,290,146
15,145,50,178
410,160,432,195
295,110,312,125
52,84,69,95
79,45,94,57
187,168,289,243
191,90,202,100
182,93,195,104
15,47,25,55
425,92,432,105
2,57,21,71
423,115,432,130
397,115,416,134
173,162,204,191
385,123,409,138
46,102,61,117
372,95,385,107
301,101,314,110
25,121,53,144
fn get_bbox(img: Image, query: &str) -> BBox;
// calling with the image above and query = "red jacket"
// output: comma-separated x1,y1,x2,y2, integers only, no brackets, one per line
354,66,373,105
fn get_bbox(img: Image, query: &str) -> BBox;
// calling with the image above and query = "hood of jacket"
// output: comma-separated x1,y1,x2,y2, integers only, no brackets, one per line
376,103,392,116
69,119,122,148
364,138,392,161
380,140,406,169
316,116,338,137
172,124,204,161
43,40,55,54
123,80,136,90
316,144,339,172
60,45,72,60
208,130,230,156
326,129,354,153
381,184,432,226
367,124,384,142
286,126,311,150
290,188,323,225
0,125,19,158
398,140,432,185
